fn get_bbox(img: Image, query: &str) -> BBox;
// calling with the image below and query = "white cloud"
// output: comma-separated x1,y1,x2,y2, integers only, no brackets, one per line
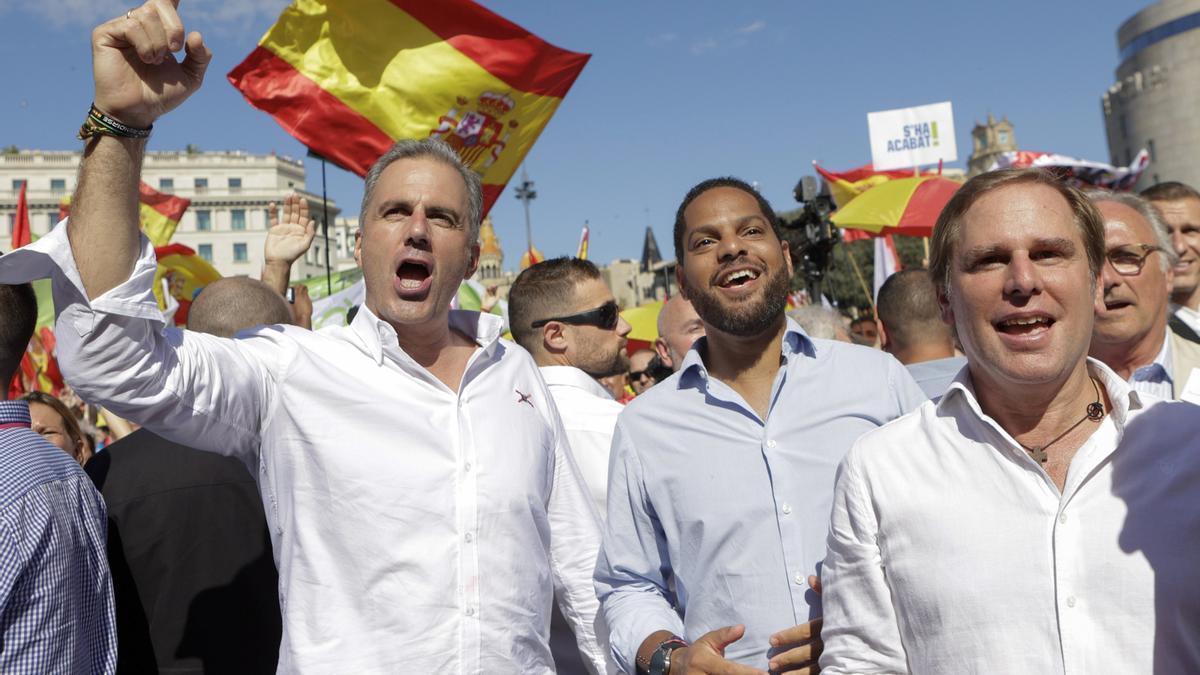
689,37,719,56
736,19,766,34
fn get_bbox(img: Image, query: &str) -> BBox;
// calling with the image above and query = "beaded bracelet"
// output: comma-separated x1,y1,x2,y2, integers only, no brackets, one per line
78,103,152,141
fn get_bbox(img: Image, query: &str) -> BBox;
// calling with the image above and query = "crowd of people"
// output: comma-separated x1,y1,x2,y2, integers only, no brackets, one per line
0,2,1199,674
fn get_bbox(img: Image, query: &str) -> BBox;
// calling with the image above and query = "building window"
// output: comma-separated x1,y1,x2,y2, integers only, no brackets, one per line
231,209,246,231
195,210,211,232
997,130,1009,146
233,243,248,262
11,179,25,191
228,177,242,189
198,244,212,262
159,177,174,190
1148,138,1156,161
194,177,208,191
50,178,66,193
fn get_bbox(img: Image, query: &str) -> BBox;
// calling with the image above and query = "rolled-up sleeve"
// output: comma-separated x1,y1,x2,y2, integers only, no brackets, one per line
594,418,683,674
819,446,908,674
1,222,280,464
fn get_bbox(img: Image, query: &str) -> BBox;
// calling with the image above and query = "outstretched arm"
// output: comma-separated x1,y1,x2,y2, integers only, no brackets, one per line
262,193,317,296
69,0,210,299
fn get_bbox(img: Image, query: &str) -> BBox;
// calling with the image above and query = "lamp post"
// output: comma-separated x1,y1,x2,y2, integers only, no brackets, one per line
514,167,537,256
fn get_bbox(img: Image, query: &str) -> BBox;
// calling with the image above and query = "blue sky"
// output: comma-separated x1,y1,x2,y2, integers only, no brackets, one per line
1,0,1142,269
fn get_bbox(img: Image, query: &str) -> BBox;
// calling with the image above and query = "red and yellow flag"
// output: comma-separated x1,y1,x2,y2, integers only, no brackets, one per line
154,244,222,326
227,0,590,215
59,182,190,247
11,182,30,250
814,163,937,209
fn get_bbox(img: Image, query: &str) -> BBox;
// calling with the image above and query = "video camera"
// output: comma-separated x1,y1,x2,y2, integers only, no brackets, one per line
780,175,839,301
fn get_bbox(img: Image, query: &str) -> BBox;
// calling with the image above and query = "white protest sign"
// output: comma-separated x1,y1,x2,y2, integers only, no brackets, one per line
867,101,957,171
310,278,365,329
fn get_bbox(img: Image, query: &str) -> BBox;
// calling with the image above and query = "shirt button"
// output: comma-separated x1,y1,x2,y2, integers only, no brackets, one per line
464,532,473,543
464,462,472,472
1059,513,1068,524
794,573,805,585
465,607,475,616
782,503,792,515
766,439,777,449
1066,596,1077,608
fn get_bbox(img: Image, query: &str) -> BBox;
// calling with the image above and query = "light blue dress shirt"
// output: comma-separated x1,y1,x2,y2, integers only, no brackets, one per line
1128,333,1174,399
595,320,927,672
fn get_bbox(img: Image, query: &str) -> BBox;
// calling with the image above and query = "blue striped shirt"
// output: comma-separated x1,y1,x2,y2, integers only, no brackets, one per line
0,400,116,674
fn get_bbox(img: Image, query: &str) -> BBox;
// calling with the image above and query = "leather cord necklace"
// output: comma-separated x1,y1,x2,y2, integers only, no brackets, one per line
1019,377,1106,464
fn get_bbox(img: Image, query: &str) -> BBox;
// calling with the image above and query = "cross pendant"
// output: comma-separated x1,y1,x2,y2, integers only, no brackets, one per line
1030,446,1047,463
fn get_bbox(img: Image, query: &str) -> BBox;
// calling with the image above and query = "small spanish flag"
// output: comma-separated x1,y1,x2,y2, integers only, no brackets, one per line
154,244,222,326
227,0,589,216
576,224,589,260
58,182,190,247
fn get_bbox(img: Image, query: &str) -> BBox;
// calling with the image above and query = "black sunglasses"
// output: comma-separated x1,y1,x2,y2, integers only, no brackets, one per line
531,301,620,330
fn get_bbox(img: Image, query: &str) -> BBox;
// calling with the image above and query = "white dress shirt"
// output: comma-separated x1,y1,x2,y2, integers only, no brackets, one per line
0,226,606,674
1128,332,1174,399
821,359,1200,674
540,365,623,516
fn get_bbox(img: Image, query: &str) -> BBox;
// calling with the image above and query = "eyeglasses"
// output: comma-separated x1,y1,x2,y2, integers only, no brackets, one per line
531,301,620,330
1106,244,1162,276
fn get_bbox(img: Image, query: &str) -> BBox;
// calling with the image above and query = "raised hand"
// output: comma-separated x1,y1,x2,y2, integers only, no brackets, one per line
266,194,318,267
91,0,211,127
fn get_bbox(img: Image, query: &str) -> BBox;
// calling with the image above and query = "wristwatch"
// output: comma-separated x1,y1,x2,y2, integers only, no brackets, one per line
648,637,688,675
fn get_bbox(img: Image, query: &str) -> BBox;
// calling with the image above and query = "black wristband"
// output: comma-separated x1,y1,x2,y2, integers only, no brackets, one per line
78,103,152,141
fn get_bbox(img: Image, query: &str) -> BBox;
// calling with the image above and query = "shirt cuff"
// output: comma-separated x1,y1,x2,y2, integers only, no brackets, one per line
0,219,166,333
603,591,685,674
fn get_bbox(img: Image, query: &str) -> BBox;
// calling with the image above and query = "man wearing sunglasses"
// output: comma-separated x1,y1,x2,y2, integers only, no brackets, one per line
596,177,925,675
1086,190,1200,399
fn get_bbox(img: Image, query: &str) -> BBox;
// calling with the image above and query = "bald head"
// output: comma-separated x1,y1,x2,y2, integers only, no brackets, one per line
655,294,705,371
876,269,955,365
187,277,293,338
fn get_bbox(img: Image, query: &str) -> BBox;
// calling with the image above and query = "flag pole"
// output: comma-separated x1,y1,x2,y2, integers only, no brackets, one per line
320,157,332,296
839,242,875,313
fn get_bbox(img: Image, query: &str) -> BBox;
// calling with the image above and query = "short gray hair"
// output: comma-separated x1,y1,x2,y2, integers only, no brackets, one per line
358,138,484,243
1085,189,1179,272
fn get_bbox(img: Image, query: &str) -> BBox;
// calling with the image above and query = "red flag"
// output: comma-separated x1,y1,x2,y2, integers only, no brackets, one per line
11,182,30,249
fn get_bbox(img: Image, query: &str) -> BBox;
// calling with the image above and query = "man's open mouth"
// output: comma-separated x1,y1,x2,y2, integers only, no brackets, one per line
717,267,761,289
394,258,433,298
994,315,1054,335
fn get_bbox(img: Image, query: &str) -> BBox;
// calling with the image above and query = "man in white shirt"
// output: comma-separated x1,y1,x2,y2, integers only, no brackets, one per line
820,168,1200,674
0,3,605,672
509,257,631,674
1086,190,1200,399
509,257,631,514
1141,181,1200,343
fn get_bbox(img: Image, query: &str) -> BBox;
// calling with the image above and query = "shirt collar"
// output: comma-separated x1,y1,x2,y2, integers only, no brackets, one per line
539,365,615,400
939,357,1144,438
677,317,815,388
1130,332,1173,385
0,400,31,428
350,304,504,366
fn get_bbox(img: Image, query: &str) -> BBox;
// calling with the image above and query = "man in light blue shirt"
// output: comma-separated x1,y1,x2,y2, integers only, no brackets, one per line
595,178,925,675
876,268,968,402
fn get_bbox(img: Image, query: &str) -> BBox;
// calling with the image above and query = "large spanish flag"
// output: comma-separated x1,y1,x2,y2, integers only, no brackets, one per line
814,163,937,209
228,0,590,215
58,182,190,247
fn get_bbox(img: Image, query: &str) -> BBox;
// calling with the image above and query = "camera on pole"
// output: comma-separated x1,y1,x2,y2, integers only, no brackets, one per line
780,175,839,302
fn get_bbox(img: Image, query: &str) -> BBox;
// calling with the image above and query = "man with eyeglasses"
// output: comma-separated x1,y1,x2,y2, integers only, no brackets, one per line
596,177,925,675
1086,190,1200,399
